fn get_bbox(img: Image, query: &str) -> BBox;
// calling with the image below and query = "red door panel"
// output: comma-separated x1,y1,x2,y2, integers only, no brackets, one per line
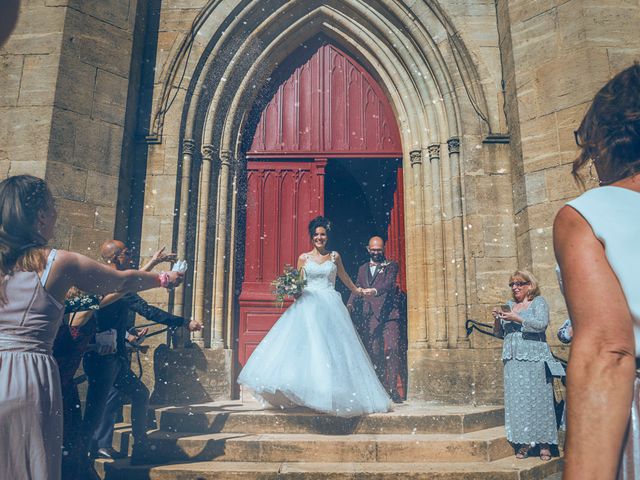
238,160,326,367
386,166,407,292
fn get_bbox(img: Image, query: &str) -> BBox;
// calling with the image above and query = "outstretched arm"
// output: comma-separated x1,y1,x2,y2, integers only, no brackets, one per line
554,205,636,480
124,294,203,332
48,250,183,303
98,246,179,308
334,252,361,296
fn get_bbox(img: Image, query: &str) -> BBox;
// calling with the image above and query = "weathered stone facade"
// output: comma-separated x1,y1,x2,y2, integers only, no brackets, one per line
1,0,146,255
1,0,639,405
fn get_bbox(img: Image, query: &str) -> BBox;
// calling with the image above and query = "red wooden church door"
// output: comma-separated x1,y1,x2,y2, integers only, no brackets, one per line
238,41,404,368
238,160,326,365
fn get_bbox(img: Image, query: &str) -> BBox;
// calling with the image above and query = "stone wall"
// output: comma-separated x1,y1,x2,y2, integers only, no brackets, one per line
1,0,141,255
0,1,66,180
497,0,640,329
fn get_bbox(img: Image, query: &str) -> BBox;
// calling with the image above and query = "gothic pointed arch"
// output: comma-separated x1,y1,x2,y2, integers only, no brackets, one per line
154,0,503,402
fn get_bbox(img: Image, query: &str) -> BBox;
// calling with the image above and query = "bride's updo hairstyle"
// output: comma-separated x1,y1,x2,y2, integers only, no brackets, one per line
0,175,52,304
573,63,640,186
308,216,332,239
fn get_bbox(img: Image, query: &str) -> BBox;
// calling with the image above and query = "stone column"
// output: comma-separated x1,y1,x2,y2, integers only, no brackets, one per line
224,155,241,349
209,150,232,349
426,144,447,347
408,149,428,346
191,144,214,346
174,139,196,320
447,137,469,347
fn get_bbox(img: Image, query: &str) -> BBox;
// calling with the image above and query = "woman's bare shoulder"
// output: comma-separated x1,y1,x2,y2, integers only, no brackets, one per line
53,249,81,266
554,204,592,236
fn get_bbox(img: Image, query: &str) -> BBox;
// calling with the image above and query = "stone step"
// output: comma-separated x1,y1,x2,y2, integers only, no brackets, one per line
112,426,513,464
96,456,563,480
127,400,504,435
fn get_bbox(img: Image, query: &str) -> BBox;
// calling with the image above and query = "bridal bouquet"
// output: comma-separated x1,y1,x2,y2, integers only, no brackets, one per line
272,264,306,306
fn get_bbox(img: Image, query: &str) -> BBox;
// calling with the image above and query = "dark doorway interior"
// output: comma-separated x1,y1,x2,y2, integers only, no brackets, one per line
324,158,401,302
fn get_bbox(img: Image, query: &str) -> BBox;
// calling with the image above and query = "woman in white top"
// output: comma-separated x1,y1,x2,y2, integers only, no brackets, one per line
554,63,640,480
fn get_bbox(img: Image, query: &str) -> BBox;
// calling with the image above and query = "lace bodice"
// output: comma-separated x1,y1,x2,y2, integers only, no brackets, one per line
303,252,337,291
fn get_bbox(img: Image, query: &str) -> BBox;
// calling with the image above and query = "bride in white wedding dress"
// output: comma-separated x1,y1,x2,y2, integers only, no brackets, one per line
238,216,391,417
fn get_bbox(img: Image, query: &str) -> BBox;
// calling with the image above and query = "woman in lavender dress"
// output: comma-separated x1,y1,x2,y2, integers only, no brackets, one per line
0,175,183,480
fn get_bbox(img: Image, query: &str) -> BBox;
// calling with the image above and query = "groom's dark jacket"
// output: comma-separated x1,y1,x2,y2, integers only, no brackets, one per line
347,260,402,337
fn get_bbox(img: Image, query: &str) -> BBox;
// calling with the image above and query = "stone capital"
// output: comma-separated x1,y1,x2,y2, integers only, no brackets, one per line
427,144,441,161
409,150,422,166
182,139,196,156
219,150,232,167
447,137,460,155
202,144,215,161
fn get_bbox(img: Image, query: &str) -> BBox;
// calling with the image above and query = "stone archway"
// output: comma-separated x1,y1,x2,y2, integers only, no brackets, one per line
156,0,503,403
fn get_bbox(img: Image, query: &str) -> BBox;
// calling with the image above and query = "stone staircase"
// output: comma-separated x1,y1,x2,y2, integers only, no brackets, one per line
95,400,563,479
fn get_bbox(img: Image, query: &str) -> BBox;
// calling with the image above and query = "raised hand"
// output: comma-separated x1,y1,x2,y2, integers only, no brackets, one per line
151,246,178,266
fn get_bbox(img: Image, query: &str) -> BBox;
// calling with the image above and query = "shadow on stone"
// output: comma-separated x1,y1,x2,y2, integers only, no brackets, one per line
149,344,212,405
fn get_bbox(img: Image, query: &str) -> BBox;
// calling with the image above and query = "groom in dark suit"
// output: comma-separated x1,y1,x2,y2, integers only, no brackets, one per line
347,236,405,403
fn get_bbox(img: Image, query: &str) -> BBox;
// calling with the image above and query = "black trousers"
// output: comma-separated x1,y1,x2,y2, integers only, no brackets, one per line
80,353,121,456
92,366,150,449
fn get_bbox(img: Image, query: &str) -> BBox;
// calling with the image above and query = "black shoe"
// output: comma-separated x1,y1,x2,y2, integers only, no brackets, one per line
96,447,125,459
390,391,404,404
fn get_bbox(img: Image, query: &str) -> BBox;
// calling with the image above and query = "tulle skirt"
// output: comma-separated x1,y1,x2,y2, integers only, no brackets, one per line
238,287,391,417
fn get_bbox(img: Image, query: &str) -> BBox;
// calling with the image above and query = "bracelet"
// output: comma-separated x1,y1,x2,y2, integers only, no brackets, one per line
158,271,170,289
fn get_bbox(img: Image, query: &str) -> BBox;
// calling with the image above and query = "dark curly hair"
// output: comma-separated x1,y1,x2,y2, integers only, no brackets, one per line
0,175,52,304
573,63,640,186
308,216,331,239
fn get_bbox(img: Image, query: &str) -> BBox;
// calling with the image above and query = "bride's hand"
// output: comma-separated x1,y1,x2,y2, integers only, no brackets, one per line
355,287,364,297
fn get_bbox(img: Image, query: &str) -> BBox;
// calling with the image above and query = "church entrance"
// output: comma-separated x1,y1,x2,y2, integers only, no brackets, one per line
236,40,406,395
324,158,406,302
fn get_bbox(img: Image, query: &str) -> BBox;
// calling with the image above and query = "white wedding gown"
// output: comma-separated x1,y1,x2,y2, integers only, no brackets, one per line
238,252,391,417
